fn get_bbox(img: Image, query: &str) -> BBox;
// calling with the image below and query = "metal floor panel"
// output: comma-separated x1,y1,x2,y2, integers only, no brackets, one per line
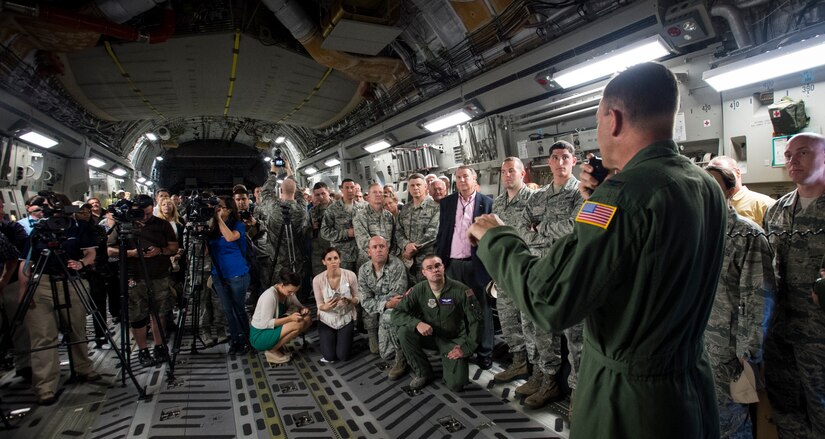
1,317,570,438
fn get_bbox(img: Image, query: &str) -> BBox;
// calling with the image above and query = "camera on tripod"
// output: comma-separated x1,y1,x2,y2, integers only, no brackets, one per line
184,193,219,223
33,190,80,234
107,197,151,223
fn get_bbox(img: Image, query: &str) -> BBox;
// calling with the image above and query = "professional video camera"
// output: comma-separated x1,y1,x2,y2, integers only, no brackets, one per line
184,193,219,223
32,190,80,234
107,197,151,223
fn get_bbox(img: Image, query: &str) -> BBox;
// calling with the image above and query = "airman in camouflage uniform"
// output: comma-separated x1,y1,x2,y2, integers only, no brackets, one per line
518,141,584,409
309,182,332,277
763,133,825,438
320,179,360,272
354,183,396,267
258,172,307,283
396,173,439,285
359,236,409,379
704,166,776,438
353,184,396,353
490,158,534,383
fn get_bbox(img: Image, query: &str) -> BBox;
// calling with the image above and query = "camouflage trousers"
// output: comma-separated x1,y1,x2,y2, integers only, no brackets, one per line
378,310,400,361
765,331,825,438
564,322,584,390
718,401,752,439
495,285,525,353
334,241,358,273
522,314,561,375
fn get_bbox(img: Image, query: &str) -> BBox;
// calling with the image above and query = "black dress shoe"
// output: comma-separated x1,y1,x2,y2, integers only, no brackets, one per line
477,355,493,370
76,372,102,382
38,395,58,406
15,367,32,382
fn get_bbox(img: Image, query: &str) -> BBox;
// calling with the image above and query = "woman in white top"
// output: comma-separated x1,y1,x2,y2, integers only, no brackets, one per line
250,270,311,365
313,247,360,363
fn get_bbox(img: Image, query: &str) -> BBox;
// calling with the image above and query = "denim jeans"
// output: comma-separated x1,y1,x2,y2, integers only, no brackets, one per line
212,272,251,345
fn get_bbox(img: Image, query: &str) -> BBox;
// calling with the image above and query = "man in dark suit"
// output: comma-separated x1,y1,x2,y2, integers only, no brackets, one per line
436,166,494,369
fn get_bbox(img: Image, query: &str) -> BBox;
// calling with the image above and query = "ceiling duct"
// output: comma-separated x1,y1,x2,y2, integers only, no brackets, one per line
262,0,407,88
0,0,173,61
320,0,403,56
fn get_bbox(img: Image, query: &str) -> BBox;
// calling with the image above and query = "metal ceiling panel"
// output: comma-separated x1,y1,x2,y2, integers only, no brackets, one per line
63,33,359,126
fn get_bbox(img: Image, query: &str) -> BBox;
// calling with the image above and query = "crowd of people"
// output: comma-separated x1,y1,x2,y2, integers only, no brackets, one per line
0,62,823,439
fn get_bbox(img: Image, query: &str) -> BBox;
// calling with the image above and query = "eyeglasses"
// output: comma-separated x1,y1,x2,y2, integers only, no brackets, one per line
423,263,444,271
30,208,42,213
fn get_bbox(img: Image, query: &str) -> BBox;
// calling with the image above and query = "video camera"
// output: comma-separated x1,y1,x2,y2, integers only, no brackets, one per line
184,193,219,223
32,190,79,234
107,196,151,223
271,148,285,168
239,210,252,221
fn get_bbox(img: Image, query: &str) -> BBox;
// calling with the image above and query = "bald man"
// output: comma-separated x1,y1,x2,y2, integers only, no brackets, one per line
258,165,307,285
763,132,825,438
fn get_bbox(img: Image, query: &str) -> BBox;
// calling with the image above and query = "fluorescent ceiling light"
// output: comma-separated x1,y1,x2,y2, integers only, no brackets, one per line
363,139,392,153
264,156,272,162
87,158,106,168
137,177,147,183
145,181,154,186
703,36,825,91
112,168,128,176
423,110,472,133
145,133,158,141
553,35,671,89
274,136,286,144
324,158,341,167
303,166,318,175
19,130,58,148
156,156,164,161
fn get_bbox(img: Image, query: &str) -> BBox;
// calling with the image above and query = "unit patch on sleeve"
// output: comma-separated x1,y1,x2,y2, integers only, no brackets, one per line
576,201,617,229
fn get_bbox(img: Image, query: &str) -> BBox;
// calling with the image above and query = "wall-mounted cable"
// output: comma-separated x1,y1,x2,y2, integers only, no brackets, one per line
224,29,242,116
103,41,165,119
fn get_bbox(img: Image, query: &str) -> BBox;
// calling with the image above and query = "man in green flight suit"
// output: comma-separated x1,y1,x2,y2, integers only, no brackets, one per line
391,254,482,392
469,62,727,438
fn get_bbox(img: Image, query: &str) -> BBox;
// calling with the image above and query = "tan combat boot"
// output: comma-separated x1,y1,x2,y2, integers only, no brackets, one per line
494,350,529,383
368,329,379,354
523,373,562,409
514,369,544,397
387,352,408,380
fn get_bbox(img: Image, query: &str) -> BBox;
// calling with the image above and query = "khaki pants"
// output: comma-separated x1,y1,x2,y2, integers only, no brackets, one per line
26,277,95,399
2,281,30,371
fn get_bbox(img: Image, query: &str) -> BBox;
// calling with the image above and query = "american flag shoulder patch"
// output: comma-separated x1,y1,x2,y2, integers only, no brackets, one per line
576,201,617,229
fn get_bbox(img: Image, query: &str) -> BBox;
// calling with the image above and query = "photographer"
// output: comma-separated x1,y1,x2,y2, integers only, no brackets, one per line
207,196,251,355
233,184,268,302
107,194,178,367
257,160,307,287
18,192,100,405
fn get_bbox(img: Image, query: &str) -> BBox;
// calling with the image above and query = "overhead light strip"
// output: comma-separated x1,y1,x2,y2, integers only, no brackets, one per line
363,139,392,153
19,130,58,148
223,29,241,116
423,110,472,133
87,158,106,168
104,41,165,118
553,35,671,89
703,35,825,91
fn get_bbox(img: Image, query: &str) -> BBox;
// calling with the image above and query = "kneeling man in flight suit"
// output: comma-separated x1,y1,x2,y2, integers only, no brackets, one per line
391,254,482,392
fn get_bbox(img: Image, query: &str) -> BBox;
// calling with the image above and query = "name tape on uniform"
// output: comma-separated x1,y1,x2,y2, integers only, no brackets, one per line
576,201,617,229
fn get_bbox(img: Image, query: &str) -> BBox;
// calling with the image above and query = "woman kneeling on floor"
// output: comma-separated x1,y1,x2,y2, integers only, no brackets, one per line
249,270,312,365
